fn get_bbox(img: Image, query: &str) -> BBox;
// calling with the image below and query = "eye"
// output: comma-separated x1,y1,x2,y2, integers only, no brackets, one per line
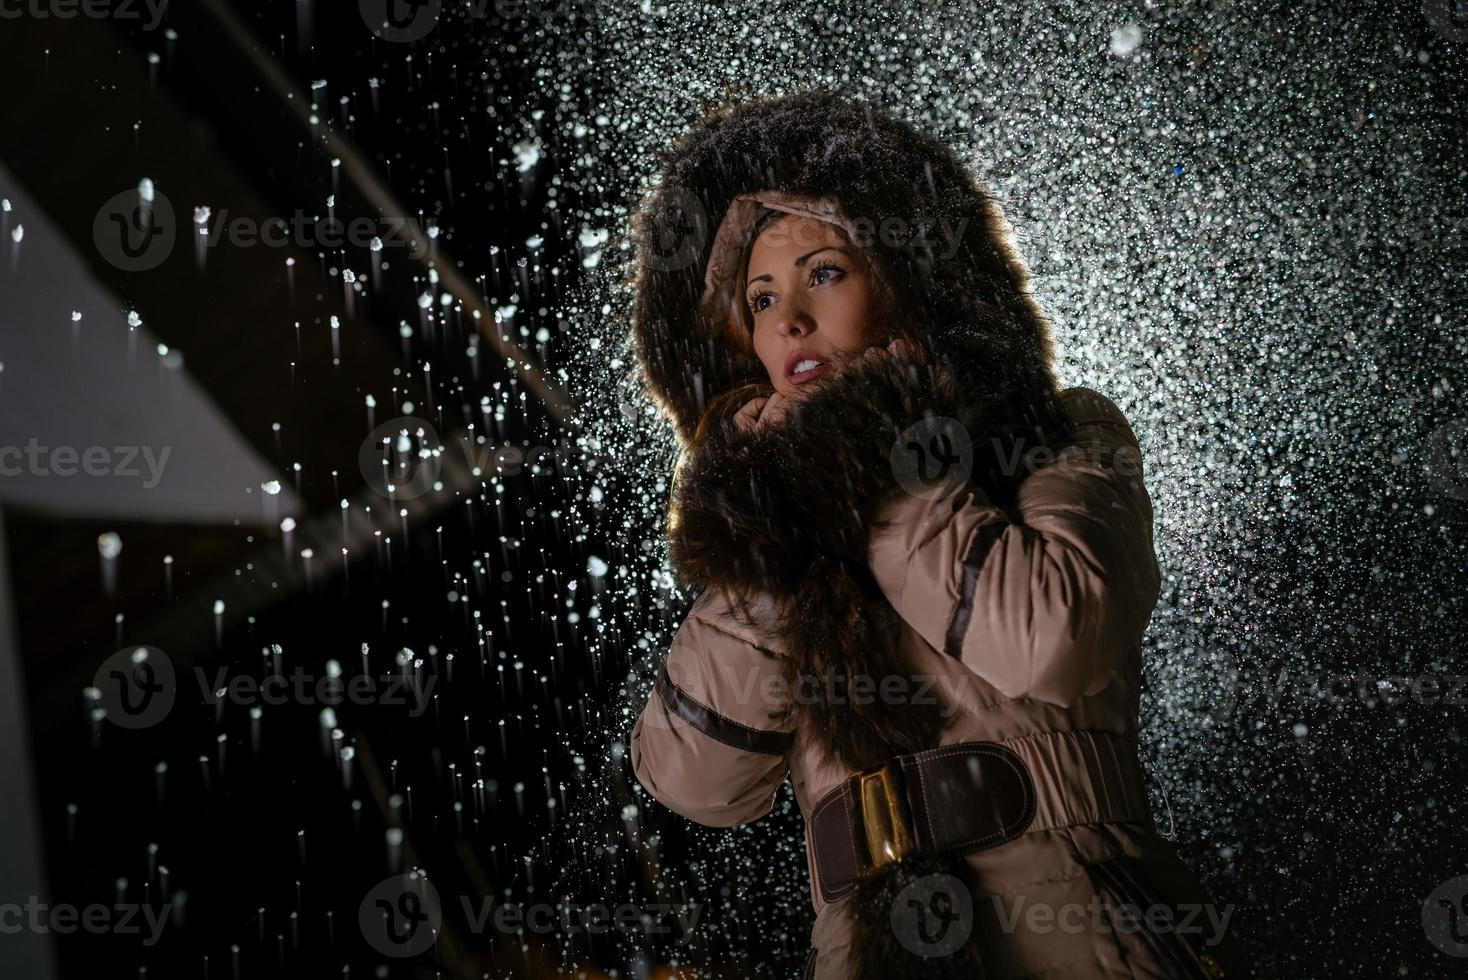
746,288,774,318
809,262,846,286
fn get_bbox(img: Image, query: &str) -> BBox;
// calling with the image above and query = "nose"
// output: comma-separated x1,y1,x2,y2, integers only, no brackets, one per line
774,294,814,338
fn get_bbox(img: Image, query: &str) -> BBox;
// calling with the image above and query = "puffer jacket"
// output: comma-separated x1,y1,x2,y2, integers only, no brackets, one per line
631,386,1241,978
623,88,1246,979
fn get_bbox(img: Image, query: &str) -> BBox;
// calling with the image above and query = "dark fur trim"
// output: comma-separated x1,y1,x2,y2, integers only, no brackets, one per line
626,86,1070,454
668,341,1035,600
668,343,981,767
849,852,988,980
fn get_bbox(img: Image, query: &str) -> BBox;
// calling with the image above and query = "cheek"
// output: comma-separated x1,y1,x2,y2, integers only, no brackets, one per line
752,326,782,379
827,284,877,346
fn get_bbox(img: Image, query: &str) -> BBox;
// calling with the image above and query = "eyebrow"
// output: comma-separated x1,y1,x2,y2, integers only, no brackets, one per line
746,246,850,289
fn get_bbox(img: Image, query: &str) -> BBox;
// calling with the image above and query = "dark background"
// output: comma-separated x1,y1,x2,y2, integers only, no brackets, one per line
0,0,1465,977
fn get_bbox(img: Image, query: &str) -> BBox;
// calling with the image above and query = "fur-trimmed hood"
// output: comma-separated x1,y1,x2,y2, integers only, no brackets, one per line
627,86,1069,454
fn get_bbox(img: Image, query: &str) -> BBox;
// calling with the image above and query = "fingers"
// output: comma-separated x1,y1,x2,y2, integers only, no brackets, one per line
732,393,791,435
857,336,925,370
733,396,768,434
887,336,922,361
758,391,792,428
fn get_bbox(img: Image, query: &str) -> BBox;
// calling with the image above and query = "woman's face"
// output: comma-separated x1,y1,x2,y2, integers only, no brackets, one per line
744,214,882,399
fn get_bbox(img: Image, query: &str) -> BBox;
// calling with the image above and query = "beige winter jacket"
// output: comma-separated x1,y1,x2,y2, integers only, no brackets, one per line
631,386,1242,979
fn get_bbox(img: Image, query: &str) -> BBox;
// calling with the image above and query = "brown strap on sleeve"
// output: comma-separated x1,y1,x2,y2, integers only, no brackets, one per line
655,664,794,756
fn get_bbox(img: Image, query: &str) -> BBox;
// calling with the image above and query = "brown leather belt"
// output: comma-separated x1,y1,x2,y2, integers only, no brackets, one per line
807,731,1152,904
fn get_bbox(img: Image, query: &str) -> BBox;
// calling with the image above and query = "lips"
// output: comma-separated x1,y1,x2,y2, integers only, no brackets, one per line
783,350,830,385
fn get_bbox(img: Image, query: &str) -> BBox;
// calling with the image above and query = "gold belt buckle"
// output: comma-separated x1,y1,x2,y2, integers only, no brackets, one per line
857,762,914,868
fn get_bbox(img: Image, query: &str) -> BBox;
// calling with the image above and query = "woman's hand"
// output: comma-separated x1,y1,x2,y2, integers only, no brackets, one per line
733,390,795,434
856,335,924,369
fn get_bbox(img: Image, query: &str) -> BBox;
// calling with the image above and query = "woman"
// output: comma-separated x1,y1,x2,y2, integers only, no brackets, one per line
626,89,1245,980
